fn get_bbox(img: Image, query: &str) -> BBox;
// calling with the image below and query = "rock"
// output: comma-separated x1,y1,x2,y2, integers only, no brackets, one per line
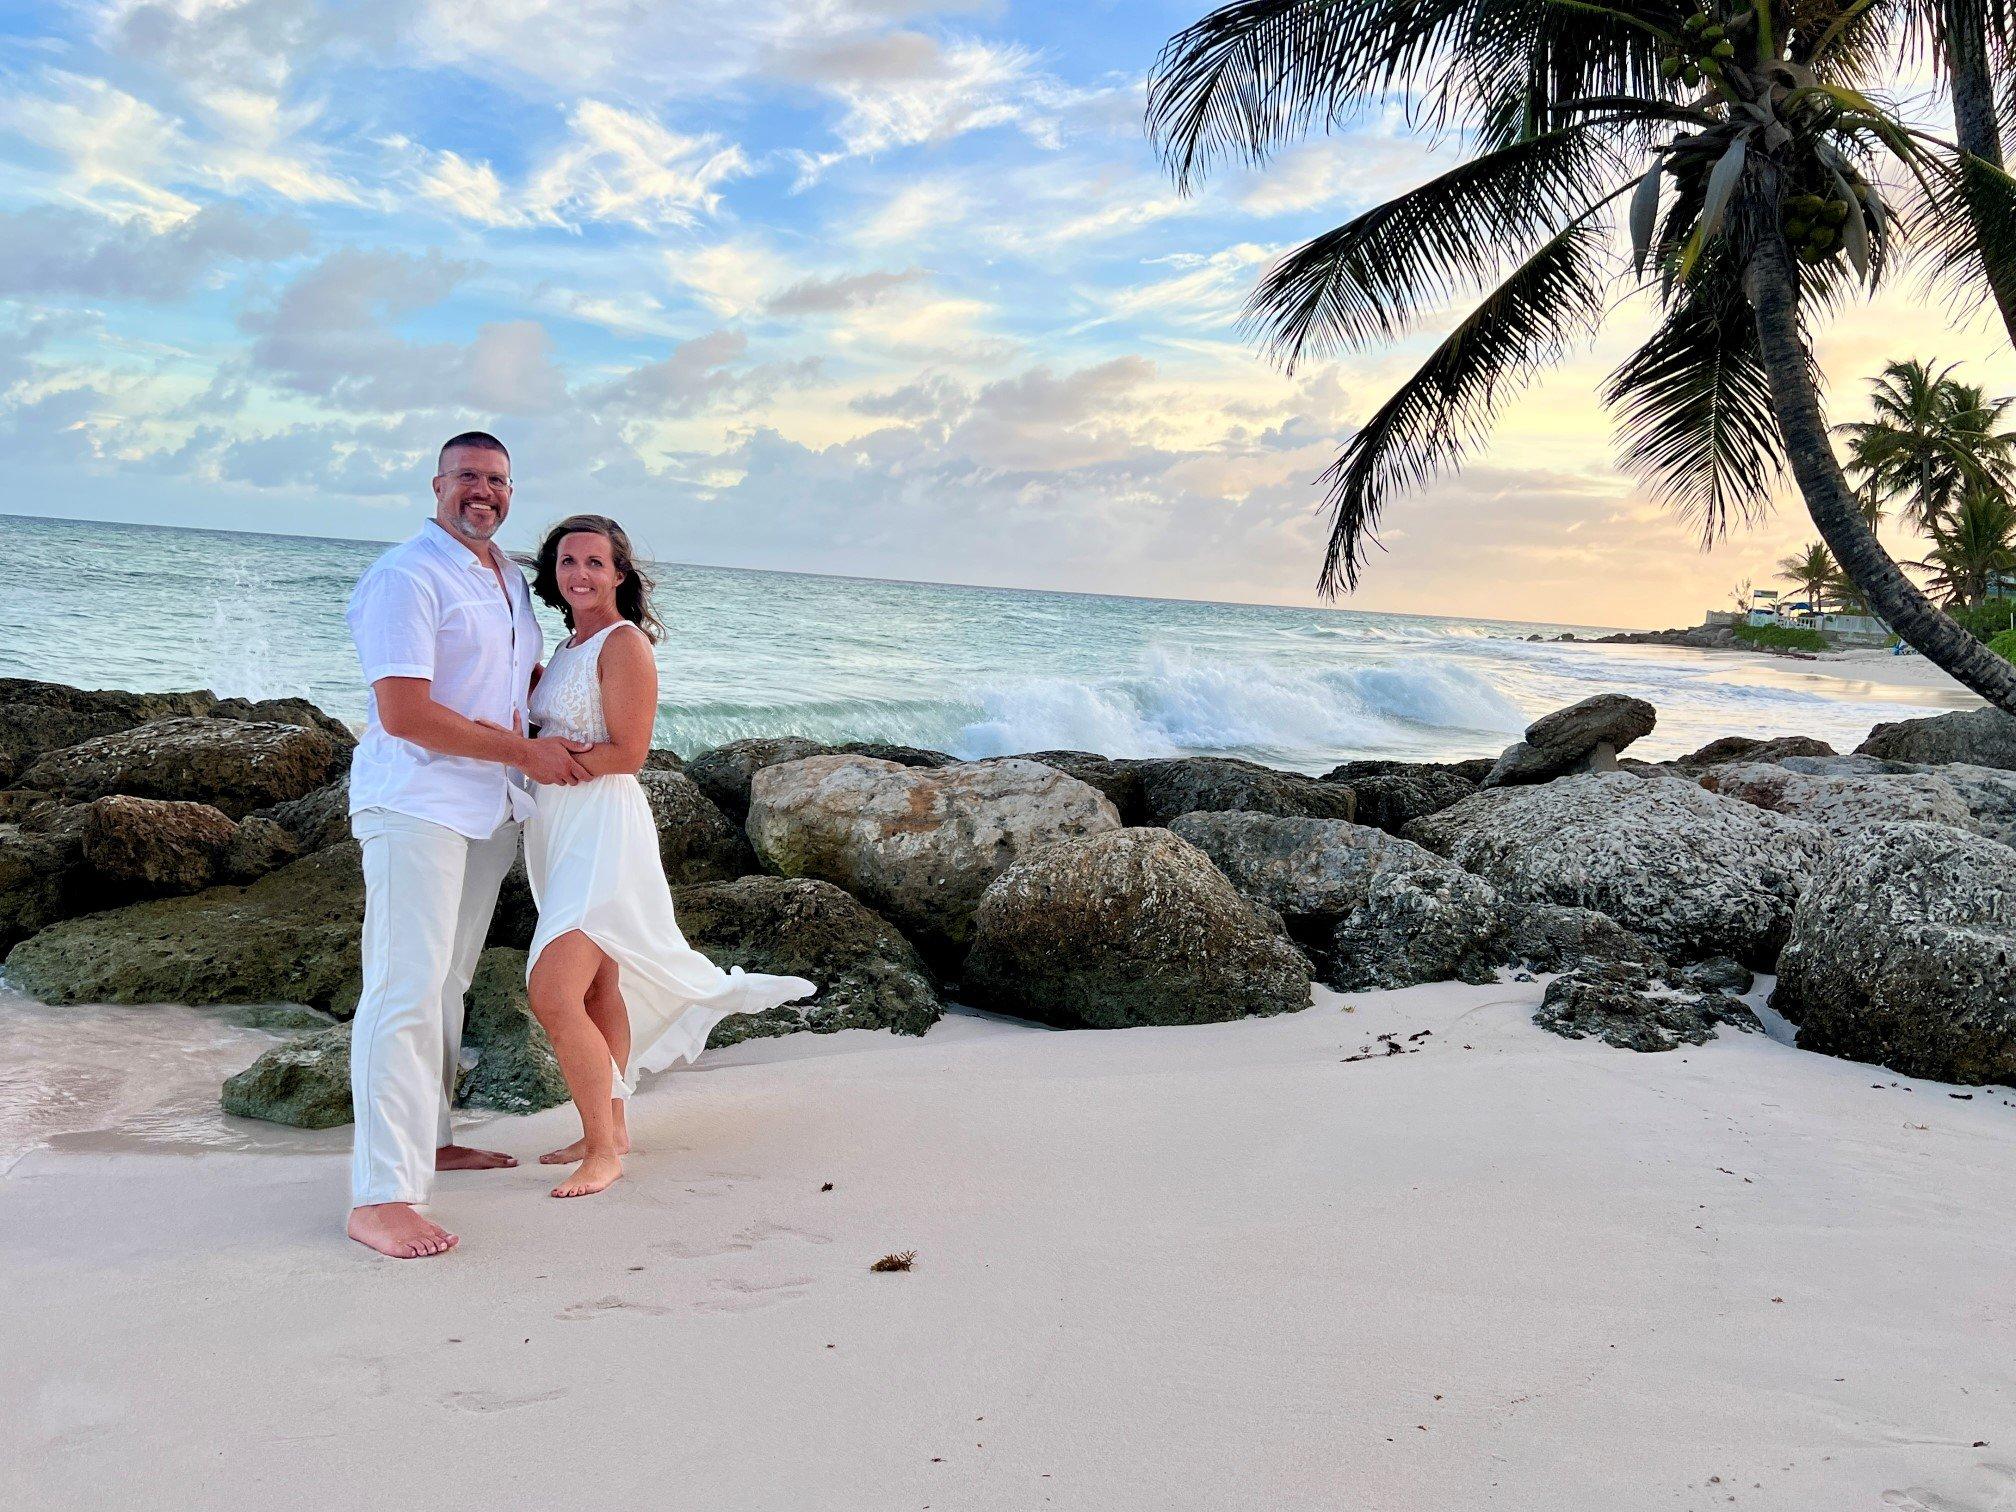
636,769,758,884
1130,756,1356,828
1501,901,1662,974
457,947,569,1113
3,841,364,1012
0,678,215,785
1772,822,2016,1085
685,736,835,820
17,717,349,819
208,695,355,747
833,742,958,769
252,777,351,852
1326,766,1478,832
747,755,1121,966
1485,695,1657,787
1857,707,2016,769
1698,762,1978,839
670,876,941,1045
964,828,1312,1028
0,818,85,952
1678,956,1755,995
1163,810,1507,991
488,857,537,951
642,748,685,772
1676,734,1836,767
76,795,237,897
220,816,301,883
222,1022,353,1129
1404,772,1825,965
1324,864,1505,990
1013,751,1144,823
1534,961,1760,1052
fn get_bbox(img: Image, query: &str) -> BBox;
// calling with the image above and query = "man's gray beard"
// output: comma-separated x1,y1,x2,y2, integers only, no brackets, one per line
456,507,502,540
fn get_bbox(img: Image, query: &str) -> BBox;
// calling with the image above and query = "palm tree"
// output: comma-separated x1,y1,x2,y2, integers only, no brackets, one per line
1148,0,2016,711
1925,2,2016,341
1777,540,1837,613
1836,359,2016,533
1914,487,2016,604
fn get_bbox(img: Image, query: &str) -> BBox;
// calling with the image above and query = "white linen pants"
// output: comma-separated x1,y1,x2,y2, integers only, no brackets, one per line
349,808,519,1208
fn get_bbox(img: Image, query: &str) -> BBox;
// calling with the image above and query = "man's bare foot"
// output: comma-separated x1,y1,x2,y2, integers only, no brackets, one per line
551,1153,622,1198
347,1203,457,1259
539,1106,628,1165
437,1144,518,1170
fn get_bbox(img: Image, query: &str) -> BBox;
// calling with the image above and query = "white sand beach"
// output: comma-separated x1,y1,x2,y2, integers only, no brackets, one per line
5,979,2011,1512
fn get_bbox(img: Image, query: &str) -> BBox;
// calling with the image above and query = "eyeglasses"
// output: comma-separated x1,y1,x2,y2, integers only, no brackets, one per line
439,469,512,490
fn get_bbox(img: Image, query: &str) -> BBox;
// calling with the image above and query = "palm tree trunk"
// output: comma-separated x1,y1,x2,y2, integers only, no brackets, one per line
1744,210,2016,712
1943,1,2016,345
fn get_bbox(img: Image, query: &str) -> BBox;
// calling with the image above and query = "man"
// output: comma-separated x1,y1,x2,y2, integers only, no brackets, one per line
343,432,593,1259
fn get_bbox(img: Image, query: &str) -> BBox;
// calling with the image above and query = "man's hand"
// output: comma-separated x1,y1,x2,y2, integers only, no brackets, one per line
516,734,596,786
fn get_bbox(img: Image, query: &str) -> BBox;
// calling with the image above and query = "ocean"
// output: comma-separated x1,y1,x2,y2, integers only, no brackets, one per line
0,512,1971,771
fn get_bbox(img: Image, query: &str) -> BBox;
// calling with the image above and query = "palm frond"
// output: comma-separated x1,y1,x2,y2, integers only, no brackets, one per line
1244,124,1627,367
1911,148,2016,316
1605,262,1786,542
1315,218,1614,595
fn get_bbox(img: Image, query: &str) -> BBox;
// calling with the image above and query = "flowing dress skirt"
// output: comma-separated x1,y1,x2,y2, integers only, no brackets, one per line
524,773,815,1091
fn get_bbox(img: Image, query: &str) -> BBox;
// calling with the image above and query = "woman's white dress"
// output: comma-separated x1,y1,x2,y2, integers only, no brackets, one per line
524,622,815,1092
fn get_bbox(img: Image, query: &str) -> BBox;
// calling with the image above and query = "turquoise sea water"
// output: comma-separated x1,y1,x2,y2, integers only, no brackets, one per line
0,513,1970,771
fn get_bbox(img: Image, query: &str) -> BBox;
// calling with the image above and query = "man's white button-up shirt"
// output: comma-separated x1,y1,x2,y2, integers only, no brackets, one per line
345,520,544,839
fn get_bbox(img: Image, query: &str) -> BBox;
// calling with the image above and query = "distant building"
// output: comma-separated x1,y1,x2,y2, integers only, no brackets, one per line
1988,571,2015,602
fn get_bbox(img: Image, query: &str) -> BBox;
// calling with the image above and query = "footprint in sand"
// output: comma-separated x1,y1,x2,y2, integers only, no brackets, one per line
1883,1462,2016,1512
441,1388,569,1414
692,1275,815,1314
652,1219,834,1262
555,1295,674,1322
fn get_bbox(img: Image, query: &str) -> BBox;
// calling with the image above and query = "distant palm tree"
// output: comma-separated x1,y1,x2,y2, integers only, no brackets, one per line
1914,488,2016,605
1149,0,2016,711
1836,359,2016,533
1777,540,1838,614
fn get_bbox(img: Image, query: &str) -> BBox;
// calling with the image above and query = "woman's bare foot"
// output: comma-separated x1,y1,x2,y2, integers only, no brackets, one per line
347,1203,457,1259
437,1144,518,1170
539,1104,628,1164
550,1153,622,1198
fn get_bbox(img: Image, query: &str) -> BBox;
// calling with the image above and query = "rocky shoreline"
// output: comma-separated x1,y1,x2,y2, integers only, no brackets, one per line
4,674,2014,1125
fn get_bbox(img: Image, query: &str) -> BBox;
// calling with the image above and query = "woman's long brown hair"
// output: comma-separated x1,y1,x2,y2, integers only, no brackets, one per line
523,514,666,643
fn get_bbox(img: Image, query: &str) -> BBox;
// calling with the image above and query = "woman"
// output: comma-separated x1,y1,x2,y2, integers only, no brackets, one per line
520,514,815,1198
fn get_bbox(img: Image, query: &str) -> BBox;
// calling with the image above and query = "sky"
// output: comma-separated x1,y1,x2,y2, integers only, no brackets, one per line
0,1,2012,629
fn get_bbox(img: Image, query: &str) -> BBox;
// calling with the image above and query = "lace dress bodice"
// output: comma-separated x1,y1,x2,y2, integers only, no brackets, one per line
528,622,621,744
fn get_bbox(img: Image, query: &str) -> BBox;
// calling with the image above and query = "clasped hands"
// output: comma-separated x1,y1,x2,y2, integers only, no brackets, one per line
477,713,595,786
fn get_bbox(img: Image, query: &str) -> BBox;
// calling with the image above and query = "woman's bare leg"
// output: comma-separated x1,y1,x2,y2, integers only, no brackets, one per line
527,931,622,1198
541,952,631,1164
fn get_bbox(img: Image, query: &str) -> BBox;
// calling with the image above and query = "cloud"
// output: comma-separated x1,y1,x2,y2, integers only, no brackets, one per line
525,102,748,230
0,72,197,222
0,203,308,302
766,268,927,315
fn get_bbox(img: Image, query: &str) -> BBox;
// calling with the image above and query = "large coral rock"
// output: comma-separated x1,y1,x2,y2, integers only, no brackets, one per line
1857,707,2016,769
637,768,758,884
456,947,569,1113
686,736,836,820
1485,694,1657,787
1320,761,1480,833
250,777,351,853
963,828,1312,1028
1013,751,1145,823
1772,822,2016,1085
1129,756,1357,828
0,679,215,785
0,817,85,951
17,717,348,818
833,742,957,769
671,876,941,1045
221,1022,353,1129
1535,961,1760,1053
77,795,238,897
1698,762,1978,839
3,841,364,1012
1403,772,1825,965
1167,811,1503,990
747,755,1121,965
1676,734,1836,767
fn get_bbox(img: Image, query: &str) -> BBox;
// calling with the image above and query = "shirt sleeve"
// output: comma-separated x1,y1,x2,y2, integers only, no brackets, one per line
347,565,438,683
